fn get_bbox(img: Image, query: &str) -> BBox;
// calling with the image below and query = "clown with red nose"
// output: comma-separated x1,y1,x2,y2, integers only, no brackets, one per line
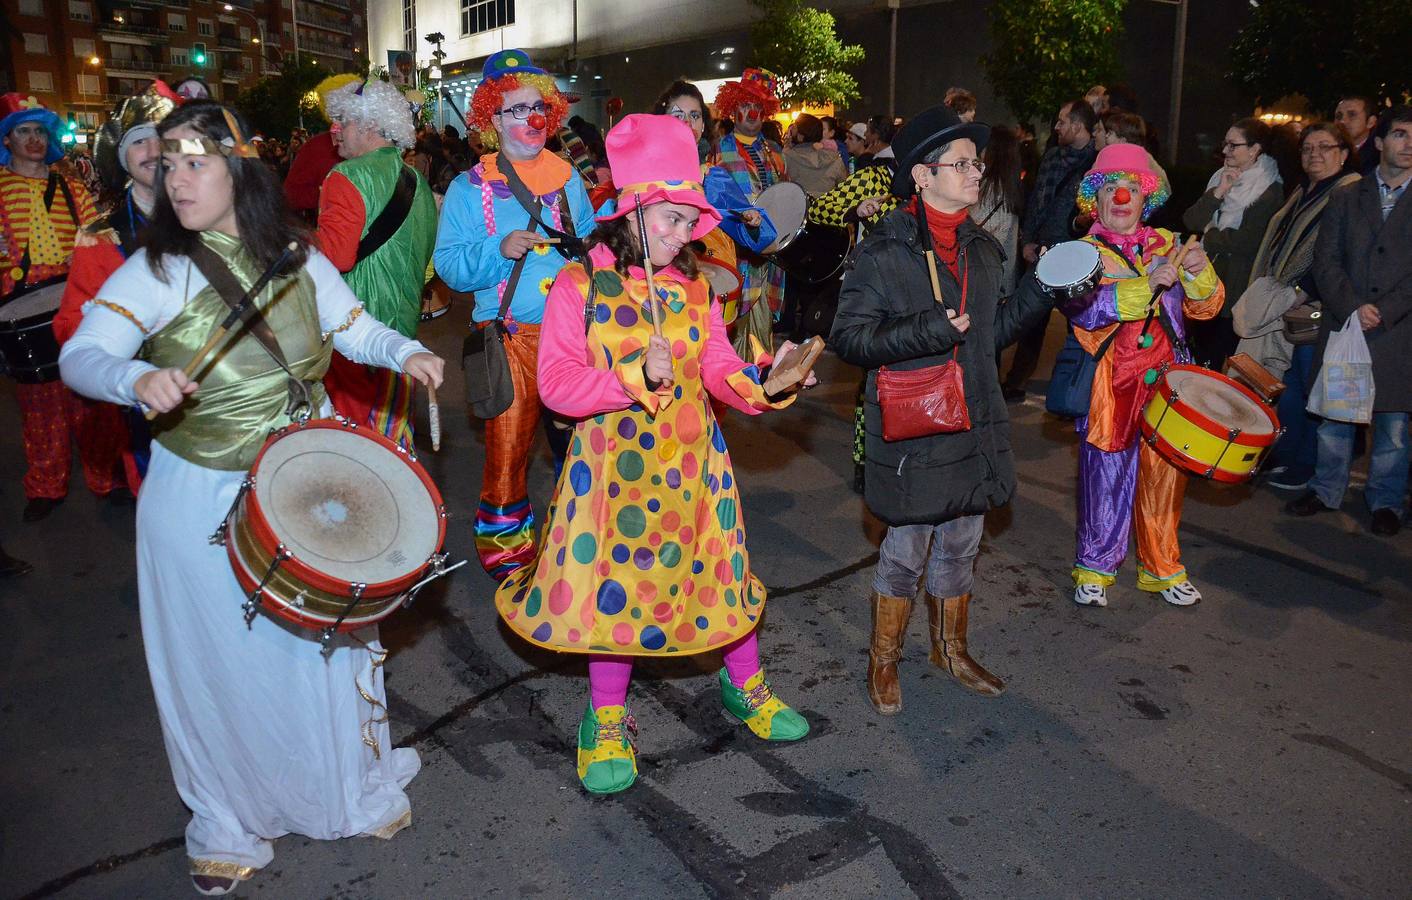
433,49,599,581
1058,143,1224,609
708,67,791,358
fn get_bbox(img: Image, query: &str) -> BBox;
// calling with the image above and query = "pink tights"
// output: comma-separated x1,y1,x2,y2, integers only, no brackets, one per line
588,630,761,709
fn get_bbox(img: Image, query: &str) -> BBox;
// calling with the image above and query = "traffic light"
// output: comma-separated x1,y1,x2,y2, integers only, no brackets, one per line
192,42,207,66
62,114,77,143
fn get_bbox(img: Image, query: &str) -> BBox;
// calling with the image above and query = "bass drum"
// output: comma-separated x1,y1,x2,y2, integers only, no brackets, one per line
774,221,854,285
421,277,454,321
1141,364,1281,483
0,276,66,384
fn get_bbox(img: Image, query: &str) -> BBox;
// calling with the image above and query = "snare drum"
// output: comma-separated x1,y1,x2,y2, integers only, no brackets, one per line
0,277,65,383
756,182,808,255
222,419,448,636
1140,364,1281,483
696,254,742,323
1035,241,1103,300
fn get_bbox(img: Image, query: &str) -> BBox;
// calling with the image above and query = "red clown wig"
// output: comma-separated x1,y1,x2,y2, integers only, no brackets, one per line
468,73,567,148
714,68,782,121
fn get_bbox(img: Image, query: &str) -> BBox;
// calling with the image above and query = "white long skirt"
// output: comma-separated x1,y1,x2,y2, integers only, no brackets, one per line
136,442,420,876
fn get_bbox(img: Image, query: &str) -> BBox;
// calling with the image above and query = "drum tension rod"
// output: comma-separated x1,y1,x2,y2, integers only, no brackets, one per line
321,583,368,653
209,479,254,546
243,542,290,626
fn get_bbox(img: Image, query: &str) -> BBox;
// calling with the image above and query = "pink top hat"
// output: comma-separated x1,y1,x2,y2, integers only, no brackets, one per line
596,114,721,241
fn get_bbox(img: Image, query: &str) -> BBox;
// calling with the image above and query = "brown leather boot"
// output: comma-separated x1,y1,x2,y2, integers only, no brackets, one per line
926,593,1005,696
867,591,913,715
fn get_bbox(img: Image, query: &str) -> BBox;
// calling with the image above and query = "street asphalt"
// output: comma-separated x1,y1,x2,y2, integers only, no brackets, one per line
2,310,1408,900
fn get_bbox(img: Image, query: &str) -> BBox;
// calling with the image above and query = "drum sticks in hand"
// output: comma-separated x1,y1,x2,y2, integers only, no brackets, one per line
143,241,299,421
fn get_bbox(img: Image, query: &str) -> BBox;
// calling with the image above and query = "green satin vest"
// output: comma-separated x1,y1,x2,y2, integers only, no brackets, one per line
332,146,436,337
143,232,331,471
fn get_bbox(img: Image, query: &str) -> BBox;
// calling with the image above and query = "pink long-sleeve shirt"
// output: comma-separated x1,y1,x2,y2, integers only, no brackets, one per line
537,245,778,420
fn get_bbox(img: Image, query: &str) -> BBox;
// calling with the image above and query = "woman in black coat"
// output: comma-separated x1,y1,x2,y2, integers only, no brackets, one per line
831,105,1054,716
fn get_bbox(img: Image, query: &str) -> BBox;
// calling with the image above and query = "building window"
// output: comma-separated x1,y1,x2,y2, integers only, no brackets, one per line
73,38,97,58
171,47,189,66
169,13,187,32
23,33,48,55
402,0,416,52
67,0,92,21
198,19,214,36
242,57,253,73
77,73,100,94
28,71,54,93
239,25,251,42
18,0,43,16
78,111,100,128
461,0,514,37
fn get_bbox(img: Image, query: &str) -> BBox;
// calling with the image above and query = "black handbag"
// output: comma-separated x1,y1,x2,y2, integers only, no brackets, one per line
461,253,526,419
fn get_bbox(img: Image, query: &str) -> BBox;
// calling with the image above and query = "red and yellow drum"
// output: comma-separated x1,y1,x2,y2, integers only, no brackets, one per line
1140,364,1281,483
696,228,742,324
222,418,448,637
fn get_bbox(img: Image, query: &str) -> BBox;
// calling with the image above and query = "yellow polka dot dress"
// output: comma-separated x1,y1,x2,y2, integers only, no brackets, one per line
494,255,790,656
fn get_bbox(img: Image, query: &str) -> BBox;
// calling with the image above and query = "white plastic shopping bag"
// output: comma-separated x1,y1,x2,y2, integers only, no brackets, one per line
1306,314,1375,423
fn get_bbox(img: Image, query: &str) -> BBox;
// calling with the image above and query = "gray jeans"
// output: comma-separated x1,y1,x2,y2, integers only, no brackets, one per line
872,514,985,598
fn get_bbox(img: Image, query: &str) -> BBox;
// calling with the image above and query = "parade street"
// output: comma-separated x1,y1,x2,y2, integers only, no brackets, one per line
3,313,1408,900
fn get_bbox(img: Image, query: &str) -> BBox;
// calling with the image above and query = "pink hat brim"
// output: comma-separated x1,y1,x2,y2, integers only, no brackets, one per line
596,187,723,242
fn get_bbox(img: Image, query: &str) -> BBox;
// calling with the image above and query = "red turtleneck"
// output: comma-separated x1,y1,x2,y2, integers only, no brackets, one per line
906,199,969,276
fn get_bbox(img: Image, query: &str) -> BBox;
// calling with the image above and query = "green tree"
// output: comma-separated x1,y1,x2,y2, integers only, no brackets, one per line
1229,0,1412,112
982,0,1126,128
234,55,330,140
749,0,865,107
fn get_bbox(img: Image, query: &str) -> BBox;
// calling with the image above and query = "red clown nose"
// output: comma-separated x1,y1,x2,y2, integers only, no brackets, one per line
1113,187,1132,205
527,113,547,130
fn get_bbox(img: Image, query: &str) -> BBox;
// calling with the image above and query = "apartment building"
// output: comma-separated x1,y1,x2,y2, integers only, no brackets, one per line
1,0,368,138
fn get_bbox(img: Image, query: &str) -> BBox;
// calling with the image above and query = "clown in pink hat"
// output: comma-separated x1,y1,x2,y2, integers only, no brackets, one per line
1054,141,1225,610
492,113,816,796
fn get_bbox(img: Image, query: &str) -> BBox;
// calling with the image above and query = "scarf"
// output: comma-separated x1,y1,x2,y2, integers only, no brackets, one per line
1087,221,1165,265
1205,153,1280,231
907,198,967,276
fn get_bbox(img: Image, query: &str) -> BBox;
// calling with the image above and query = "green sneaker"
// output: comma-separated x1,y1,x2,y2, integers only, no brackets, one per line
719,668,809,741
576,704,637,795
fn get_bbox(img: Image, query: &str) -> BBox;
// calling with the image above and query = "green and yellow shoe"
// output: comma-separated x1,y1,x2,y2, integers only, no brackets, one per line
576,704,638,795
719,668,809,741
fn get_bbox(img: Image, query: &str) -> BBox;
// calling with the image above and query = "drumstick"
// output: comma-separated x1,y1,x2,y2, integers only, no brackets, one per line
427,383,441,452
536,237,561,245
632,194,664,338
1137,235,1199,348
144,241,298,421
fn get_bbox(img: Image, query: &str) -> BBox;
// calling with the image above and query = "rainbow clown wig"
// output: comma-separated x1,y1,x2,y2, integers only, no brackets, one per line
468,49,567,149
1075,143,1171,221
714,68,782,121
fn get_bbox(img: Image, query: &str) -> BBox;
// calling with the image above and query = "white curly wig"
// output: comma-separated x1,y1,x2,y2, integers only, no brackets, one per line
324,79,417,150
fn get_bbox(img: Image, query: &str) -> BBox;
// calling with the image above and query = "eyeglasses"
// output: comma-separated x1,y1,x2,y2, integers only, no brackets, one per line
495,102,548,121
924,159,986,175
1222,140,1252,150
1301,143,1342,156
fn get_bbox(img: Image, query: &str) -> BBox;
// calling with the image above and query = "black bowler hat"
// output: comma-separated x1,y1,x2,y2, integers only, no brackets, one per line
890,104,991,197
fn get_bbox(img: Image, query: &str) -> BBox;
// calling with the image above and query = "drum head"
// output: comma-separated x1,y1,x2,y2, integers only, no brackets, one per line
1035,241,1100,290
0,281,65,323
252,427,440,586
757,182,808,254
1167,369,1275,436
697,256,741,299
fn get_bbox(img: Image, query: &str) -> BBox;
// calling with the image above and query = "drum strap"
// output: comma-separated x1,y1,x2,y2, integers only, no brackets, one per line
495,158,585,260
12,174,80,287
187,242,313,417
354,165,418,265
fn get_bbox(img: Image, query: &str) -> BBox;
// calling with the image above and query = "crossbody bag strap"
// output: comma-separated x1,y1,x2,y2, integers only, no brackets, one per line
354,165,418,264
497,157,585,259
493,217,538,334
187,242,313,414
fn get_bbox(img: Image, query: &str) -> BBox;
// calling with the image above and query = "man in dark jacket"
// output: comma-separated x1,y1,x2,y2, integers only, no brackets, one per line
1288,107,1412,536
831,105,1054,716
1002,99,1098,399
